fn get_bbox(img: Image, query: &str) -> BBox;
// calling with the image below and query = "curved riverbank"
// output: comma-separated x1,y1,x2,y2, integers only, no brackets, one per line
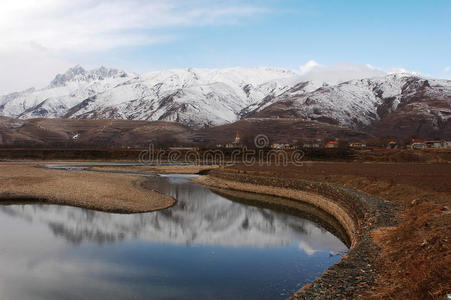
2,161,448,298
212,163,451,299
0,162,175,213
209,187,351,247
194,169,399,298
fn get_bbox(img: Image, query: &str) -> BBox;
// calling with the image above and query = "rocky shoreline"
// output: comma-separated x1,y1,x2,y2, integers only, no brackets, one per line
195,169,399,298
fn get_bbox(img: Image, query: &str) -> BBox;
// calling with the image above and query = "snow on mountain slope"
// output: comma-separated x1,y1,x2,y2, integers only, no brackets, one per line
0,65,134,119
68,67,299,127
239,62,387,116
0,66,298,127
240,80,323,116
251,74,451,132
2,65,450,133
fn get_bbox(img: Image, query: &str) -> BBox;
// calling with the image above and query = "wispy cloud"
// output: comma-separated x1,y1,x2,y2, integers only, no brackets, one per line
299,60,321,74
0,0,268,95
445,67,451,72
297,60,424,84
0,0,268,52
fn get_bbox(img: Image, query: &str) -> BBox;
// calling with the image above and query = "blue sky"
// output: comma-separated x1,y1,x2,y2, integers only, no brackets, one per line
0,0,450,94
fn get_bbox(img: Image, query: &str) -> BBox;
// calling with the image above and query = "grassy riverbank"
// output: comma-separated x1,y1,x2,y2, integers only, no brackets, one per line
0,162,175,213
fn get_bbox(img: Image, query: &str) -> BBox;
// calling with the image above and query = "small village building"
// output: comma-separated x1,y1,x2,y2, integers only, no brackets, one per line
411,143,426,150
271,143,295,150
225,133,242,148
387,141,398,149
168,147,200,151
233,133,241,145
303,139,322,148
349,142,366,149
303,142,320,148
325,141,339,148
406,139,451,149
442,140,451,148
425,140,442,148
410,138,426,150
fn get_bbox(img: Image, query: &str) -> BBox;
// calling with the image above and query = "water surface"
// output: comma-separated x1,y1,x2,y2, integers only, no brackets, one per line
0,170,347,300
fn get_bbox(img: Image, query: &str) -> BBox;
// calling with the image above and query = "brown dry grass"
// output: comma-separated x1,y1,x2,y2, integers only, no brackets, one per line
318,174,450,299
367,187,450,299
0,162,175,213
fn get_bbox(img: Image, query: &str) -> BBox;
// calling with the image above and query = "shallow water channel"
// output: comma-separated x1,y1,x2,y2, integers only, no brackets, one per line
0,164,348,299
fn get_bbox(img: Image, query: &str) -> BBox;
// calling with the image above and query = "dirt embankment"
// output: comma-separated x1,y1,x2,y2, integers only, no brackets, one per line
198,163,451,299
0,162,175,213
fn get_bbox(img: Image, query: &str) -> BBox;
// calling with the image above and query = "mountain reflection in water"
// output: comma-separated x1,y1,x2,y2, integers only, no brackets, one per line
0,173,347,300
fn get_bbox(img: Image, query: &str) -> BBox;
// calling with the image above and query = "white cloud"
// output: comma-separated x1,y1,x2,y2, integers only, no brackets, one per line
0,0,265,51
0,0,267,52
298,241,317,256
299,60,321,74
0,0,268,95
298,61,386,84
445,67,451,72
297,60,424,85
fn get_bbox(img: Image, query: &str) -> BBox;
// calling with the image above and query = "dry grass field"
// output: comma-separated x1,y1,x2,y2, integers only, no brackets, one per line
0,162,175,213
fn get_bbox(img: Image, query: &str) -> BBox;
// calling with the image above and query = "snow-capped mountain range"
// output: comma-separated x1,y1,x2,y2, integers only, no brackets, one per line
0,65,298,127
1,65,450,134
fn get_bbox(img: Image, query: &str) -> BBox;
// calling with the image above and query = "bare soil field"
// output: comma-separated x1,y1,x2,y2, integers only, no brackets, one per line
0,162,175,213
228,162,451,193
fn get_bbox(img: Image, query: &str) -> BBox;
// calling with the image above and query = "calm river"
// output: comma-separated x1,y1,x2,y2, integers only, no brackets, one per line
0,166,348,299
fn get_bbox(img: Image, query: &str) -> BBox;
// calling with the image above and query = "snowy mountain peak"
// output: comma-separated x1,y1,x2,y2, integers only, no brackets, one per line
49,65,128,88
49,65,86,87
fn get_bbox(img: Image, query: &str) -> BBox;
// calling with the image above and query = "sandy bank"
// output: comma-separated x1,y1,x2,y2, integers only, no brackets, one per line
0,162,175,213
